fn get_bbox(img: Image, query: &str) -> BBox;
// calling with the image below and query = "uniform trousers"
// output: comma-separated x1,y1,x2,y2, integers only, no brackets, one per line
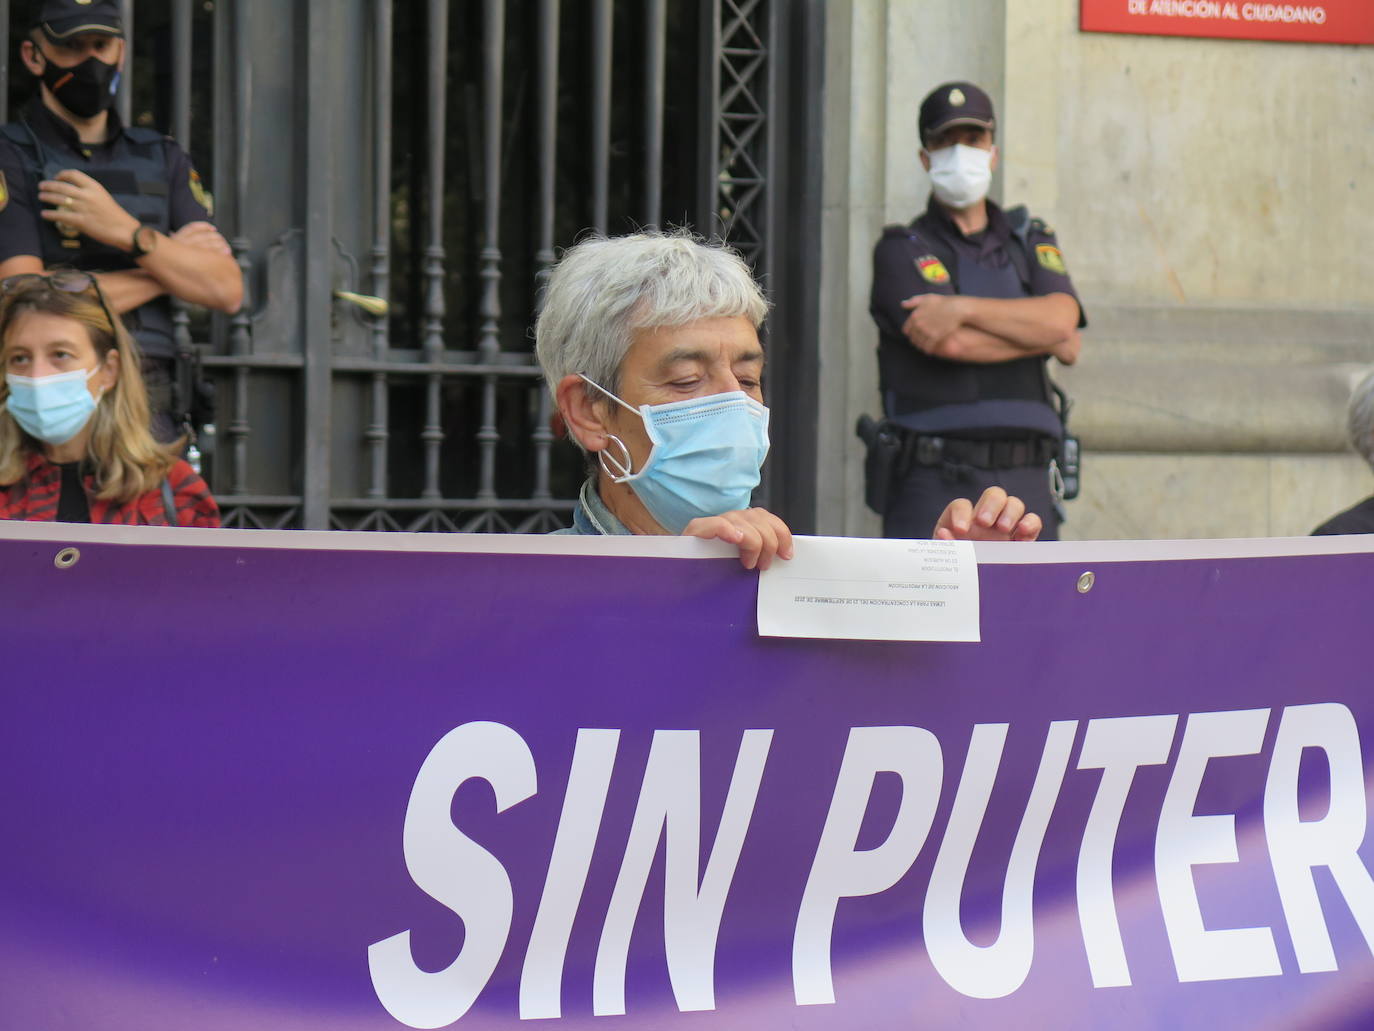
882,460,1061,541
139,355,179,444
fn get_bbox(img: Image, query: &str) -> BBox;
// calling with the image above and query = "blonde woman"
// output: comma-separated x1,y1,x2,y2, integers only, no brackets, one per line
0,271,218,525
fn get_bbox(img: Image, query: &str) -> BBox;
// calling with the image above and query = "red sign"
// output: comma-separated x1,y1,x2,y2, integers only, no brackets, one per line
1082,0,1374,44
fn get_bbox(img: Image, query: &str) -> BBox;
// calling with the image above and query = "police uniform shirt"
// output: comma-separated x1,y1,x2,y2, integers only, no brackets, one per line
0,97,212,358
869,196,1084,434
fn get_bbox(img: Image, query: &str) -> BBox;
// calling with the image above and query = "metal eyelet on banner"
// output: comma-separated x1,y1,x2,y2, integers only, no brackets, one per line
54,547,81,570
1076,571,1095,594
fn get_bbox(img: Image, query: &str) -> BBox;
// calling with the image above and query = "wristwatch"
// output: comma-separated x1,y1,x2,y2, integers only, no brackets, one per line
130,224,158,259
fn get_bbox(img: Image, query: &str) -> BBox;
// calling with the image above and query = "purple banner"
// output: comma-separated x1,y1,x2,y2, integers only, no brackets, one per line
3,525,1374,1029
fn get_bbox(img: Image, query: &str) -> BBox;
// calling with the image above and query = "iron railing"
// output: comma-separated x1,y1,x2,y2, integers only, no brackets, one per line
2,0,817,532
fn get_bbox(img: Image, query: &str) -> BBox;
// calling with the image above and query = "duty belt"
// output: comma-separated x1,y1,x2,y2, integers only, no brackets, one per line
898,431,1057,471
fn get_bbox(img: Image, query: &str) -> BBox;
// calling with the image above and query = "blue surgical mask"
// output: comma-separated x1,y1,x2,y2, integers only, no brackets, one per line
5,366,101,445
580,375,770,534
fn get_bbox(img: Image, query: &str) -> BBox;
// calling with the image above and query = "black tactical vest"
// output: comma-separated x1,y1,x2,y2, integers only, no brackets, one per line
877,219,1060,438
1,119,176,359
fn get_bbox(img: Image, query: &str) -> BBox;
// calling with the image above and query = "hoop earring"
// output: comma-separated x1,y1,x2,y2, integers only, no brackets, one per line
597,433,635,481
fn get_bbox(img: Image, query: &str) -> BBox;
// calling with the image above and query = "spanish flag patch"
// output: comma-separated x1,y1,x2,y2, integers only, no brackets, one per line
916,255,950,284
0,170,8,213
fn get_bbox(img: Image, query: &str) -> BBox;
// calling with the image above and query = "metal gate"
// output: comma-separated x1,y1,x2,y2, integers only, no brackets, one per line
2,0,823,532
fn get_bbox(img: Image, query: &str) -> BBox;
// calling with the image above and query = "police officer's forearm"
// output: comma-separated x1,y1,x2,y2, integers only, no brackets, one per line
955,292,1079,353
923,326,1038,364
0,256,164,314
96,269,165,314
0,255,45,280
134,236,243,313
926,325,1079,366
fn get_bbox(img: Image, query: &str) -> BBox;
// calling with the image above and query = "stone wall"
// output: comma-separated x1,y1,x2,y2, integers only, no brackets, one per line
816,0,1374,540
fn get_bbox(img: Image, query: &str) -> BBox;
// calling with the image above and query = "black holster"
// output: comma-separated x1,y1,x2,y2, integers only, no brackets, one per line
170,344,215,438
856,414,904,515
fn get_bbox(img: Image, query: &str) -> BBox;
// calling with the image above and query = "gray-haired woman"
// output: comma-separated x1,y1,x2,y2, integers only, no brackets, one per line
536,231,1041,567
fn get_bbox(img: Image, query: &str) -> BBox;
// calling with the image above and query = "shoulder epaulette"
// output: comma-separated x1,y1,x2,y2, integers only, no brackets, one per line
0,122,43,179
122,126,166,146
1003,203,1030,236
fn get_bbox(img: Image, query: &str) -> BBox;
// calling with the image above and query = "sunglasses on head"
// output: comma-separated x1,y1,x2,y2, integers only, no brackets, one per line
0,271,119,339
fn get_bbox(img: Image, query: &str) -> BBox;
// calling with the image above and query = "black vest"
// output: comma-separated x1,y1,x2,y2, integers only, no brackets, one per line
1,119,176,358
878,215,1060,438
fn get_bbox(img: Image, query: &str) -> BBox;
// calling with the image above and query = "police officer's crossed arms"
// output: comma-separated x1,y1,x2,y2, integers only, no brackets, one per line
866,80,1085,541
0,0,242,441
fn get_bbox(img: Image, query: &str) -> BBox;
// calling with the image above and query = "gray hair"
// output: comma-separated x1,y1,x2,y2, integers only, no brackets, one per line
534,231,769,400
1349,368,1374,471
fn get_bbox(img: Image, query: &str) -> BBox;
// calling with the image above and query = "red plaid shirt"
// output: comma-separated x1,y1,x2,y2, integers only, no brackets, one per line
0,452,220,526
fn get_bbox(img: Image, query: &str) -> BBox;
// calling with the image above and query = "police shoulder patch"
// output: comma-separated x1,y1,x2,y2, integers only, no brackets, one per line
915,255,950,284
188,169,214,217
0,170,8,213
1035,244,1067,275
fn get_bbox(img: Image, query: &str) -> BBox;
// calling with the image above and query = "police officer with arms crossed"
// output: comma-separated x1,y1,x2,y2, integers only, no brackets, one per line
866,81,1084,540
0,0,242,441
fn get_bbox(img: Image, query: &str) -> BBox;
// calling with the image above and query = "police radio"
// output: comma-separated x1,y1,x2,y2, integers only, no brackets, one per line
1051,383,1080,502
1058,434,1081,501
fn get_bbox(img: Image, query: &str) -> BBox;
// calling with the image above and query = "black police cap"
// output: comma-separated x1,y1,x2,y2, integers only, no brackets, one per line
919,82,995,147
31,0,123,44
